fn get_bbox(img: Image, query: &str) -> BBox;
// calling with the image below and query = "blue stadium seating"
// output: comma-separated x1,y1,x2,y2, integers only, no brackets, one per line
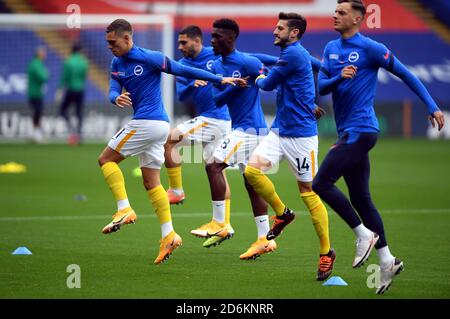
419,0,450,28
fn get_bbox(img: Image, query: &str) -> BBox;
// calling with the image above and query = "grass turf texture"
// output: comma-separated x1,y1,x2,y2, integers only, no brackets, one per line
0,139,449,298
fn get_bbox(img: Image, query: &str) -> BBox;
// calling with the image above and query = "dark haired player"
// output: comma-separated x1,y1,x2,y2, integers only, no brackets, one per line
244,12,336,281
313,0,444,293
190,18,278,260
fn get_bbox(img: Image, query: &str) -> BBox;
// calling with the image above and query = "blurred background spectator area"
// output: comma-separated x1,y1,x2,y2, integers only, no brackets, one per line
0,0,449,141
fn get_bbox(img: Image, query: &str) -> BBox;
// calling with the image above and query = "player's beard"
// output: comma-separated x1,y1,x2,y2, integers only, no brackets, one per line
274,35,288,47
186,46,197,58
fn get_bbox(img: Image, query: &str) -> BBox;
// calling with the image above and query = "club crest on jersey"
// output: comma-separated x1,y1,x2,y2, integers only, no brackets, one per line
232,70,241,78
348,51,360,63
134,65,143,76
206,60,214,71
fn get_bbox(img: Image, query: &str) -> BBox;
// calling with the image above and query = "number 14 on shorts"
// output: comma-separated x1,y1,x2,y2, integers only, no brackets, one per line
296,157,310,175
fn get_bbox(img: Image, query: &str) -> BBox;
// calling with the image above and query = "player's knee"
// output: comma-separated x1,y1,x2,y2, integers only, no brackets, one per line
205,163,214,175
98,155,107,167
164,137,181,158
312,178,324,196
142,179,154,191
163,141,173,153
167,130,183,145
349,192,374,212
205,162,221,177
299,182,313,193
141,174,160,191
164,137,178,148
312,176,334,196
98,152,116,167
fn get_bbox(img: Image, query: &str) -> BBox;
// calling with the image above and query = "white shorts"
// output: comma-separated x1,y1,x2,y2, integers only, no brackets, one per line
176,115,231,161
252,131,319,182
108,119,170,169
212,129,264,172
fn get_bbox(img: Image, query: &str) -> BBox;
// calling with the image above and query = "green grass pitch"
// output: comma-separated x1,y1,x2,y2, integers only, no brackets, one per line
0,139,449,298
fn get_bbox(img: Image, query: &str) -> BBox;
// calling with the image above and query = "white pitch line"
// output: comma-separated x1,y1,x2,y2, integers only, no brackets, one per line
0,209,449,222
